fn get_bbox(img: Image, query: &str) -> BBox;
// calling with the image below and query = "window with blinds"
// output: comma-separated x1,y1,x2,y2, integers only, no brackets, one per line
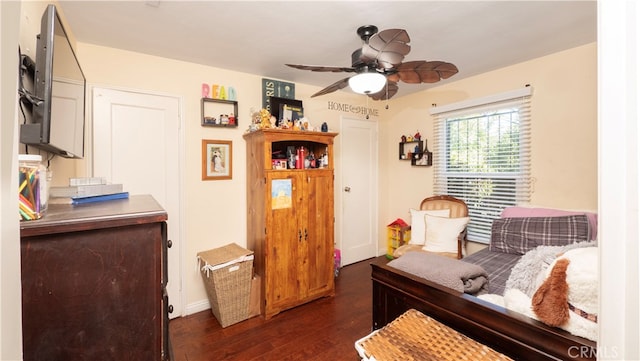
430,87,532,243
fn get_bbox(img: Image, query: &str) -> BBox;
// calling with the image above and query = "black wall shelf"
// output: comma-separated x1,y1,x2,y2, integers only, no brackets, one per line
399,141,422,160
201,98,238,127
399,140,433,167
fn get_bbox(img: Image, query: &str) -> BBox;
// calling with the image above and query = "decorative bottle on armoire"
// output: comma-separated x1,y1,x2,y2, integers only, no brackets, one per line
243,129,338,319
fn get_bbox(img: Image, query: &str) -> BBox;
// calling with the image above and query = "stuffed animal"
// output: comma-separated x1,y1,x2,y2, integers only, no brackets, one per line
480,247,598,341
531,247,598,340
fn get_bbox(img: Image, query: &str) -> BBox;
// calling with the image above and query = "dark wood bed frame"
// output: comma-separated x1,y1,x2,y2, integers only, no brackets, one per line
371,257,597,361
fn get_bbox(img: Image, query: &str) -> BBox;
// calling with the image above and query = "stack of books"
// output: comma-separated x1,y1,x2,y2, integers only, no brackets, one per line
49,177,129,205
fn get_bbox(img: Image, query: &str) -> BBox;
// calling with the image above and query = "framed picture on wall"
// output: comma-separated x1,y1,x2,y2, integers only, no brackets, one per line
202,139,232,180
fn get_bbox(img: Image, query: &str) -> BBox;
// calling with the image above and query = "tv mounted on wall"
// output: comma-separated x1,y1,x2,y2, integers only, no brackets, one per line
20,4,86,159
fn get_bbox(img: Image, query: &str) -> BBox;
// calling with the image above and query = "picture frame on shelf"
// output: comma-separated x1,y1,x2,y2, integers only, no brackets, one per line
201,98,238,127
272,159,287,170
202,139,232,180
269,96,303,126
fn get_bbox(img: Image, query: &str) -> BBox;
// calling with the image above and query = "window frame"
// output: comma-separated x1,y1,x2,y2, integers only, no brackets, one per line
430,87,533,243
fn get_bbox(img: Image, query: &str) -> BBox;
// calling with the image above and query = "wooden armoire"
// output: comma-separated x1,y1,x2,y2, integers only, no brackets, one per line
244,129,338,319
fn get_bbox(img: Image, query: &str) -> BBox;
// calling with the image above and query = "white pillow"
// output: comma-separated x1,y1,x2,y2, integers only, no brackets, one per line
422,214,470,253
408,208,451,245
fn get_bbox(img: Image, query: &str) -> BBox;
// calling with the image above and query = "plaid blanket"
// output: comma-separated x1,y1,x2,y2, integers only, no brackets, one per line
489,215,591,255
462,248,521,295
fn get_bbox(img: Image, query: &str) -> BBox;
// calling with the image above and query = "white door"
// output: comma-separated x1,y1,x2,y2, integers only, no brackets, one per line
92,87,183,318
340,117,378,265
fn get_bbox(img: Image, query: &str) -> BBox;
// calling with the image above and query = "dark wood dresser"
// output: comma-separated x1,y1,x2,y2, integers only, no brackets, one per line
20,194,171,361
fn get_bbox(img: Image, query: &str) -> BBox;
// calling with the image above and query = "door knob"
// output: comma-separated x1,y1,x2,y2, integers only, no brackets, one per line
344,186,351,192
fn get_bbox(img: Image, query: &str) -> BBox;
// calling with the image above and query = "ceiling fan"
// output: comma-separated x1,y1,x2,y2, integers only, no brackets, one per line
286,25,459,100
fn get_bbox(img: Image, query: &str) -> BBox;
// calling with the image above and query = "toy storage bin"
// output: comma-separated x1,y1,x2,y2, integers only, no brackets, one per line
386,218,411,259
197,243,254,327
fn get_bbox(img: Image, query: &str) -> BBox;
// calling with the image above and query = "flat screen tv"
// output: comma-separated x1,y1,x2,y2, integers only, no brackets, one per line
20,4,86,159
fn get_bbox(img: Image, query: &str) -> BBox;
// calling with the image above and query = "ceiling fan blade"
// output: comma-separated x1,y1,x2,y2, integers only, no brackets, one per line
311,77,351,97
391,61,459,84
286,64,356,73
367,81,399,101
361,29,411,68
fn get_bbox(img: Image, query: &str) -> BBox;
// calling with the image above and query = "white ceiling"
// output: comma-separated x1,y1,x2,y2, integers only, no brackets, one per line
57,1,597,100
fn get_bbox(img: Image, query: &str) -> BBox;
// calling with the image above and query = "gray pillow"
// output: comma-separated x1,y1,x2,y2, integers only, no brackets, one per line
489,215,591,255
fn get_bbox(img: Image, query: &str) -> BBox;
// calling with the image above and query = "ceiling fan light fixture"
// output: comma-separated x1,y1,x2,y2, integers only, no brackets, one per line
348,72,387,94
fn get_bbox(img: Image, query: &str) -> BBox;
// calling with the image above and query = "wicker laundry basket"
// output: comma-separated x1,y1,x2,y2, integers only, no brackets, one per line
197,243,254,328
355,309,514,361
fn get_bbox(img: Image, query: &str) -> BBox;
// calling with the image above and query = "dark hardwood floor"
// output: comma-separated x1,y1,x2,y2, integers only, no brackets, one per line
169,256,387,361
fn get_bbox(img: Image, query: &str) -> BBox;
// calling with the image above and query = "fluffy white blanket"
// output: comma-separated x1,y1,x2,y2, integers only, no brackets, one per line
479,246,598,342
506,241,596,297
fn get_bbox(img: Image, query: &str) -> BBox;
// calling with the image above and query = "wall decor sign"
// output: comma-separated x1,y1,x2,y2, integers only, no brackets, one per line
202,139,232,180
262,78,295,113
201,83,237,101
326,100,379,118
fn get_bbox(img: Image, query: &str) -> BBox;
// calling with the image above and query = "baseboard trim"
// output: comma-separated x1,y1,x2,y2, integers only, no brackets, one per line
184,299,210,316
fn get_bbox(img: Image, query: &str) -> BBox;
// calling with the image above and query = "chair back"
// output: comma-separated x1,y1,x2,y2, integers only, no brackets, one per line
420,195,469,259
420,195,468,218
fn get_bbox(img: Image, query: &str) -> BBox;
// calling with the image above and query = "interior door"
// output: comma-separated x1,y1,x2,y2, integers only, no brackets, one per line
92,87,183,319
340,117,379,265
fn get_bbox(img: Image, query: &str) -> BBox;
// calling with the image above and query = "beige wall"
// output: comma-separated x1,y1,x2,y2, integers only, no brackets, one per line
377,43,597,254
17,2,380,309
60,43,379,308
15,0,597,315
76,42,598,307
7,2,639,358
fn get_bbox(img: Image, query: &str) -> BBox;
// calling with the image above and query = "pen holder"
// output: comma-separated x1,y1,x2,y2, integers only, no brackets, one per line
18,154,48,221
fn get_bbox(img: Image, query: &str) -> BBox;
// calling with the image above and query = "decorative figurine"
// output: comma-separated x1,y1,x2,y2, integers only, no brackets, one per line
401,135,407,142
259,108,271,129
414,131,421,140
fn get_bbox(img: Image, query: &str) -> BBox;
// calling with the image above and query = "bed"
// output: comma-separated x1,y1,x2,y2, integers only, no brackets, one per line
370,200,598,361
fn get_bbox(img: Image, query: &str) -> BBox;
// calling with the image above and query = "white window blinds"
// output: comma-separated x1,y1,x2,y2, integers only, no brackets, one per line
430,87,533,243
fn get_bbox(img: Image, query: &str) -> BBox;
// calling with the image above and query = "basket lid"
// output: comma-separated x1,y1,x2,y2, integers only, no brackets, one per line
197,243,253,269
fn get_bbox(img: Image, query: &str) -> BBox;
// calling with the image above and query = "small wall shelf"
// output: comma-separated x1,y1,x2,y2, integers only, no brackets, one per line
201,98,238,127
411,149,433,167
399,141,423,160
399,140,433,167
